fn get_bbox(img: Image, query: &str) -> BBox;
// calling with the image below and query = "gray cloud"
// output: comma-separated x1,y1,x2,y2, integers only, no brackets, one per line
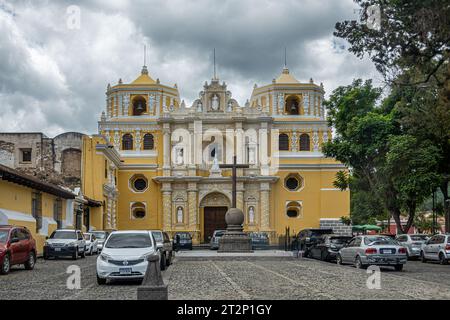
0,0,379,136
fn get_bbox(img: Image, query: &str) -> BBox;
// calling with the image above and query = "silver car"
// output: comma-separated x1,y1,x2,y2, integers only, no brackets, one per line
420,234,450,265
90,231,109,252
395,234,429,259
210,230,226,250
337,235,407,271
150,230,174,270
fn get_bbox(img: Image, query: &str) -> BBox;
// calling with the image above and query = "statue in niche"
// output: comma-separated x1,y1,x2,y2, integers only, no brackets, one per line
197,100,203,112
227,100,233,112
211,94,219,111
177,207,183,223
176,148,184,165
248,147,256,165
248,206,255,224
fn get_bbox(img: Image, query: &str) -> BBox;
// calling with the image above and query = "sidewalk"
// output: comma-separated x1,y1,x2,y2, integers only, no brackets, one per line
174,250,296,261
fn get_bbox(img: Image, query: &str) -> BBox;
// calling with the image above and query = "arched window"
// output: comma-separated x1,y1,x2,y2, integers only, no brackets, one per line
285,96,300,115
279,133,289,151
286,201,302,218
122,134,133,150
132,96,147,116
299,134,310,151
131,202,146,219
143,133,154,150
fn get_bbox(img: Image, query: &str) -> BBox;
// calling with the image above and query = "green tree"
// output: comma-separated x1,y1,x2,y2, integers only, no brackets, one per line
384,135,441,231
334,0,450,231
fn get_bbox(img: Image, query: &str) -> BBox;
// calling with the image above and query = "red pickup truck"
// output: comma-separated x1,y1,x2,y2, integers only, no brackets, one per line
0,225,37,275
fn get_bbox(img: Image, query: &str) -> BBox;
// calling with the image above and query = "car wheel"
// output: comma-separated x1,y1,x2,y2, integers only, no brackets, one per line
421,251,427,263
439,253,448,265
24,252,36,270
72,248,78,260
0,253,11,275
336,254,343,265
394,264,403,271
355,256,366,269
97,274,106,285
160,253,167,271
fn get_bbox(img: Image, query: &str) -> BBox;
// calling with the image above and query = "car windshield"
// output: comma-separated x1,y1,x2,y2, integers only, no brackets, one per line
50,231,76,240
152,232,163,242
92,232,106,239
0,230,8,243
410,235,429,241
330,237,351,244
176,233,191,239
364,236,396,245
105,233,152,249
83,234,91,241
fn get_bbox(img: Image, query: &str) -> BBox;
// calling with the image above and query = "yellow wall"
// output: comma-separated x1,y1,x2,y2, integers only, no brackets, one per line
117,170,162,230
0,180,70,255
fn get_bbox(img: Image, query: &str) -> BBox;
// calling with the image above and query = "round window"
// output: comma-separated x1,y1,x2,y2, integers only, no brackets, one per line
286,177,299,190
133,178,147,191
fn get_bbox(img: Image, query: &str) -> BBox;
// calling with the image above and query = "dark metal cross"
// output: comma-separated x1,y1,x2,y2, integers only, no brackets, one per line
219,156,249,208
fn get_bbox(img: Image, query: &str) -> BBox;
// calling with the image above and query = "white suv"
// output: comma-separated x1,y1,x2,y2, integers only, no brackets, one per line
44,229,86,260
96,230,162,285
420,234,450,265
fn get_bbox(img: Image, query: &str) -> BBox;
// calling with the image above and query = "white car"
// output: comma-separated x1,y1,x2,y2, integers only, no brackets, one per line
91,231,109,252
83,233,99,256
96,230,162,285
420,234,450,265
43,229,86,260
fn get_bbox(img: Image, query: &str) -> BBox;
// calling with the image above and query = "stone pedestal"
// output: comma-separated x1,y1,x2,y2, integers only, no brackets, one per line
137,255,168,300
218,208,253,253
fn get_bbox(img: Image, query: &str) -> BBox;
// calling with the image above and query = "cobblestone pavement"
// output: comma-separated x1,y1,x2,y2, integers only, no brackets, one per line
0,255,449,300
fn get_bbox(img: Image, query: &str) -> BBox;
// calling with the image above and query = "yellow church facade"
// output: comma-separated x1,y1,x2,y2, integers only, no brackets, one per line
81,64,350,244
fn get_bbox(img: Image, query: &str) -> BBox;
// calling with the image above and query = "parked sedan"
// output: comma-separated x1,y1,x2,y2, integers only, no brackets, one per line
210,230,226,250
90,231,109,252
173,232,193,251
297,228,334,256
96,230,162,285
420,234,450,265
83,233,99,256
43,229,86,260
337,235,407,271
249,232,270,250
150,230,174,270
0,225,37,275
395,234,429,260
309,235,352,261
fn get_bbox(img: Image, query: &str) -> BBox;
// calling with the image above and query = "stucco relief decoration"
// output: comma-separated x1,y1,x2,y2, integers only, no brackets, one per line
313,130,319,151
278,93,284,113
113,131,120,149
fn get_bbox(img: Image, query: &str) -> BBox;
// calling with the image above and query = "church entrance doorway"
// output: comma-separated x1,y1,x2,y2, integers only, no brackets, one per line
203,207,228,243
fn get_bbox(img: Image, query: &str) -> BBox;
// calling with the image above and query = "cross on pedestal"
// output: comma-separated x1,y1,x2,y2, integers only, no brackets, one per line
219,156,249,208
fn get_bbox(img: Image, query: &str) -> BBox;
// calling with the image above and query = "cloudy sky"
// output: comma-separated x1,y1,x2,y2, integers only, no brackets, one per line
0,0,379,137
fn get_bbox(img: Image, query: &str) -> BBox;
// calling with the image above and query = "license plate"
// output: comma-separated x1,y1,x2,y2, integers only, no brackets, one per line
382,249,394,254
119,268,132,275
54,248,61,252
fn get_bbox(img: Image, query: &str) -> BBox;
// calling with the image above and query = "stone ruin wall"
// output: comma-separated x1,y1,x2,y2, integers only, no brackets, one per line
0,132,85,190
